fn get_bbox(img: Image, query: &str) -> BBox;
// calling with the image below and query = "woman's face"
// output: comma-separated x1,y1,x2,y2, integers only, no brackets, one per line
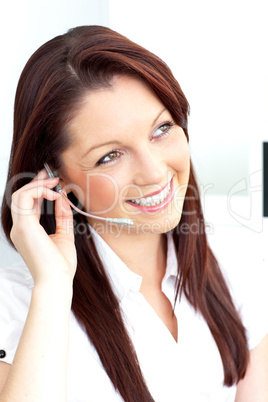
61,75,190,235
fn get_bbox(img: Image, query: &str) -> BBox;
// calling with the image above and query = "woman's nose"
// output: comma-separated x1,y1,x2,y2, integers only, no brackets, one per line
132,147,166,187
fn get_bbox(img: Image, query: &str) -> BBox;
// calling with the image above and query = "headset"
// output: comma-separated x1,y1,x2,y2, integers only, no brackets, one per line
44,163,133,226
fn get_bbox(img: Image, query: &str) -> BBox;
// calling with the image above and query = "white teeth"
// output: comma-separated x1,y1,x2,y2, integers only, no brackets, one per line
129,181,171,207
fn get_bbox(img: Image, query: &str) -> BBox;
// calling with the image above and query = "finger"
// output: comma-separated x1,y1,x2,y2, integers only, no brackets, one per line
33,178,60,216
14,177,60,201
32,167,58,182
54,191,74,238
33,167,50,181
11,185,61,224
20,168,59,195
14,169,59,219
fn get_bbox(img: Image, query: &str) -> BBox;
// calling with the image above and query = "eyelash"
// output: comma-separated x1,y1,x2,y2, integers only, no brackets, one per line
96,120,175,166
151,120,175,140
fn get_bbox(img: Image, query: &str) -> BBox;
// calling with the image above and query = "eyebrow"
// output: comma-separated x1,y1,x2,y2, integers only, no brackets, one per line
82,140,122,159
82,107,168,159
151,107,167,127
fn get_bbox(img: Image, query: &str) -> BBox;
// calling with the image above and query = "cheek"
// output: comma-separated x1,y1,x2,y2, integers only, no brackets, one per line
169,137,190,208
84,175,118,213
170,136,190,178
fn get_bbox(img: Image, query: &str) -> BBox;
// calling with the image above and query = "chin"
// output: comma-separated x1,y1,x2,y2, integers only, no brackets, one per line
160,215,182,234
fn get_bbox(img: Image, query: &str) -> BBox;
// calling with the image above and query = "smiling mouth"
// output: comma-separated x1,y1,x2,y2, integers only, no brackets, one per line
127,179,172,207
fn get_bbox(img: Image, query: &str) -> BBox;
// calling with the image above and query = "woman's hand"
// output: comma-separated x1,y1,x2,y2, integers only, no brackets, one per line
1,169,76,401
10,168,77,285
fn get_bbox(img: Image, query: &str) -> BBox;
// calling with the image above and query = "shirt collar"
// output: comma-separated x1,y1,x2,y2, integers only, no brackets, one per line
90,227,178,302
164,231,178,279
90,227,142,302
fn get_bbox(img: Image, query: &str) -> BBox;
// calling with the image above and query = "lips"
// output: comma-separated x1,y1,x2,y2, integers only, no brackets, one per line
126,177,174,212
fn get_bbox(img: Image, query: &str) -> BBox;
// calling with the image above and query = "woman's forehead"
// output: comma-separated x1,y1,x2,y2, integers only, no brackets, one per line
67,75,166,144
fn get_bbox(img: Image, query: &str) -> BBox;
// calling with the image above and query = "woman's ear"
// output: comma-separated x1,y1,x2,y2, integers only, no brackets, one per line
43,164,71,192
57,168,84,202
58,177,72,194
54,169,72,194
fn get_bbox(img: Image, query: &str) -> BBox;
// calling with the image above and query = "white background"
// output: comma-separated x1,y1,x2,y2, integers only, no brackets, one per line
1,0,268,266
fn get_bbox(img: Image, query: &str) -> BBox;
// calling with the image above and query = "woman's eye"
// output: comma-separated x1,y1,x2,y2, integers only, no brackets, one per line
97,150,121,165
152,121,174,139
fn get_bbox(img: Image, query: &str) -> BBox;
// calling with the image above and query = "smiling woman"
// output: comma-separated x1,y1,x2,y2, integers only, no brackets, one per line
60,76,190,233
0,26,267,402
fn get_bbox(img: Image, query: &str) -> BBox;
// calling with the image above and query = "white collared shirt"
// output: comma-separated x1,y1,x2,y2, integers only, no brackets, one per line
0,229,267,401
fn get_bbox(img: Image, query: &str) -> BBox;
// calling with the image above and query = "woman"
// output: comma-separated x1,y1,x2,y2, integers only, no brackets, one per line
0,26,267,401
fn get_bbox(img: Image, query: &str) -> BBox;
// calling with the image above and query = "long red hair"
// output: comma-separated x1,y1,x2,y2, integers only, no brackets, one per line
1,26,248,401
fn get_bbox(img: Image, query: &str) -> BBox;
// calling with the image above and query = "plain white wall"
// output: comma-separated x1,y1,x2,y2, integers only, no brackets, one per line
109,0,268,195
0,0,109,266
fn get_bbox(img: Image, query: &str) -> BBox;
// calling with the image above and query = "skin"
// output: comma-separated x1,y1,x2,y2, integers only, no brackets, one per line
61,75,190,234
60,75,191,341
0,171,75,401
235,334,268,401
0,75,267,400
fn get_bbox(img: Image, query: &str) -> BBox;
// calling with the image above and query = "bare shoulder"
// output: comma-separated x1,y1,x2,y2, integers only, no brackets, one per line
235,334,268,402
0,361,11,394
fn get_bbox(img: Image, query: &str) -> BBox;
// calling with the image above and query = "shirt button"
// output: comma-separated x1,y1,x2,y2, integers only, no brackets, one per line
0,350,6,358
